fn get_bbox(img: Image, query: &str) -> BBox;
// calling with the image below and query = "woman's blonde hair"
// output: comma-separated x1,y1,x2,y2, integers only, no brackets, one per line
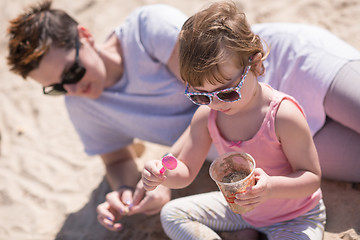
179,1,268,87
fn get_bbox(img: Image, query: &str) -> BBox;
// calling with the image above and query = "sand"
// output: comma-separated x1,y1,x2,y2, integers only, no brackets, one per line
0,0,359,239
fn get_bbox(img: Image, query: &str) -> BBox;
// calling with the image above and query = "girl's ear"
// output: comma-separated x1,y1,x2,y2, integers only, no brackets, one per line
77,25,95,45
251,52,265,76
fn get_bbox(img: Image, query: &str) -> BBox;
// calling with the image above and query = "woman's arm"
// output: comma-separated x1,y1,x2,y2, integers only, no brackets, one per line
101,146,140,190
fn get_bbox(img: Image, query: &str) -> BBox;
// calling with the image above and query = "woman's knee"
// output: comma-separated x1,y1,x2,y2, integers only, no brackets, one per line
324,61,360,134
314,119,360,181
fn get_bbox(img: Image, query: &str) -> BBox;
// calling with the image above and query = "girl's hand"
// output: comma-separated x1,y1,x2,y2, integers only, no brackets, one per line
142,160,167,191
234,168,272,209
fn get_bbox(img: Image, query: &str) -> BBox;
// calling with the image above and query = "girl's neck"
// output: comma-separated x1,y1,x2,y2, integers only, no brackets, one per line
217,83,272,142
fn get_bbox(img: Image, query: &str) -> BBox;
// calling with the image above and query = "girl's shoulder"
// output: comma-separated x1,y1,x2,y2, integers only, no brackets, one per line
189,106,212,137
275,97,310,140
276,99,304,122
193,105,211,119
191,106,211,126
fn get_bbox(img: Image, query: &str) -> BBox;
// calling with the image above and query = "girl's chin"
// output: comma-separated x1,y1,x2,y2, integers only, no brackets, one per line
219,108,231,113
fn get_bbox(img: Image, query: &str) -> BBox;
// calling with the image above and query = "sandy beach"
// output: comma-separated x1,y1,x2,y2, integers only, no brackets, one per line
0,0,359,239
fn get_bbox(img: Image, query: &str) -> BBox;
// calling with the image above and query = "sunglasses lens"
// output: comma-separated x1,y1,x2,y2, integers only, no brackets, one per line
63,63,86,84
43,84,67,95
217,90,240,102
190,95,211,105
43,65,86,96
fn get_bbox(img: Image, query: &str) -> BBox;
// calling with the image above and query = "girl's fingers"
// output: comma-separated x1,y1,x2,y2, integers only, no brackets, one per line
234,193,262,208
142,169,167,191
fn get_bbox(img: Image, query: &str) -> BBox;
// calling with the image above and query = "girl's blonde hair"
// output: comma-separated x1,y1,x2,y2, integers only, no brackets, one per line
179,1,268,87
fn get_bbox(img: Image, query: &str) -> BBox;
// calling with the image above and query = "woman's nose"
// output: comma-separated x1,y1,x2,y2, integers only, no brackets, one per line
63,83,78,94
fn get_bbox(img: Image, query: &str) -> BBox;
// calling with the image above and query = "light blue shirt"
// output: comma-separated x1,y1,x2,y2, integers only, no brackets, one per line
65,6,360,156
65,5,197,155
253,23,360,135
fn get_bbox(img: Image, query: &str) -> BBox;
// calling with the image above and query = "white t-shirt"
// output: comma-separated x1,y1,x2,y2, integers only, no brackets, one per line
253,23,360,135
65,6,360,156
65,4,196,155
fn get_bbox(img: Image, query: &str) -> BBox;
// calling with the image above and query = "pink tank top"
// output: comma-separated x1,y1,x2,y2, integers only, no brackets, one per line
208,87,322,227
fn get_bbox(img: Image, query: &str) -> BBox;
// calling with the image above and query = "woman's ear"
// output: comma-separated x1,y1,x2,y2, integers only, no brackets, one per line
77,25,94,45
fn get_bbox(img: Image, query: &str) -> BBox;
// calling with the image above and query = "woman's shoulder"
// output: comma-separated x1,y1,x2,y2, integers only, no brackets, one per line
116,4,186,33
118,4,186,42
115,4,186,64
131,4,187,25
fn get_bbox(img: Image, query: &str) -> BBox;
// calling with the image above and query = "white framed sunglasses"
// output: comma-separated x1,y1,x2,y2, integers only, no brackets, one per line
185,64,251,105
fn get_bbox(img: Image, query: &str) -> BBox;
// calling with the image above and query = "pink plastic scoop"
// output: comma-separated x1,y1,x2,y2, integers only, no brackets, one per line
159,154,178,174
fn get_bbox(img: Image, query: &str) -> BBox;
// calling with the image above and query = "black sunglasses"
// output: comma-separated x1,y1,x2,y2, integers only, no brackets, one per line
43,37,86,95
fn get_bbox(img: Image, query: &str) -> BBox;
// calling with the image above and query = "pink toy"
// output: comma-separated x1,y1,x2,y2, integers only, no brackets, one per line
159,153,178,174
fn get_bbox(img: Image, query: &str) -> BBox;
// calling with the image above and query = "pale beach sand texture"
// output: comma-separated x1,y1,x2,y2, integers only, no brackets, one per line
0,0,359,239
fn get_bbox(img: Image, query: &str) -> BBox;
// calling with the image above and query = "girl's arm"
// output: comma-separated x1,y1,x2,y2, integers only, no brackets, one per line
142,106,212,190
235,99,321,209
266,99,321,199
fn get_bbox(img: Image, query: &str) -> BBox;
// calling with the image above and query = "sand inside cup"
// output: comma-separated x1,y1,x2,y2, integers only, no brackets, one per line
222,170,250,183
209,152,256,214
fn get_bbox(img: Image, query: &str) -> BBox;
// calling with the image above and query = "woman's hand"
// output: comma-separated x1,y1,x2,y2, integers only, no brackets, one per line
96,186,136,231
130,180,171,215
96,179,171,231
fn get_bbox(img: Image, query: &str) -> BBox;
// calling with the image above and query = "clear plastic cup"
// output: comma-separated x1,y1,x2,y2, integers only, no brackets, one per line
209,151,256,214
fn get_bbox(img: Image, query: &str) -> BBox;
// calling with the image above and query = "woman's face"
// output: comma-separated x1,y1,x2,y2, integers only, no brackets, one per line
29,39,106,99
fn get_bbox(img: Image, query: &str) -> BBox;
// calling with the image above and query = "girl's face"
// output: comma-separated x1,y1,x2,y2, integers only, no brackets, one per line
189,58,259,115
29,37,106,99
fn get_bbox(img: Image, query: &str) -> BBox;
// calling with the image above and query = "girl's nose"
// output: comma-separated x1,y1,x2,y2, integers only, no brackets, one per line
210,96,225,106
212,96,223,104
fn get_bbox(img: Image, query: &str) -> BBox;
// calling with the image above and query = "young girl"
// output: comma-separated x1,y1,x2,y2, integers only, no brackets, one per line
142,1,325,239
